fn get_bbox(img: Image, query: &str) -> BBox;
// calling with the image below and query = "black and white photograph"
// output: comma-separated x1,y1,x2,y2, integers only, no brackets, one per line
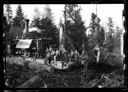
3,3,126,89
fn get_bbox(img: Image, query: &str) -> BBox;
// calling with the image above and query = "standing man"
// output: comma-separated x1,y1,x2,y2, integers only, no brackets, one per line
7,43,11,58
74,50,79,61
94,44,100,63
60,45,67,61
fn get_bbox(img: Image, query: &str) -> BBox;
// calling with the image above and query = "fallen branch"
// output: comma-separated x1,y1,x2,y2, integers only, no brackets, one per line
91,74,104,88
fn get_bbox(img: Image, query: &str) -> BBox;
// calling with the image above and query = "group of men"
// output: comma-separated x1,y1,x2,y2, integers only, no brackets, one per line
45,45,80,65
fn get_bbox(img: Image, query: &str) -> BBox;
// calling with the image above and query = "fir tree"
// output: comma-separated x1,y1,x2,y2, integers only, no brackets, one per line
64,4,87,53
106,17,115,49
44,5,53,21
13,5,25,28
4,4,13,24
31,6,59,47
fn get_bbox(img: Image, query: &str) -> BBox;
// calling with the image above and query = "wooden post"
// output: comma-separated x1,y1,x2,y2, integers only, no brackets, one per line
36,39,39,58
40,33,43,58
59,26,63,48
63,4,66,48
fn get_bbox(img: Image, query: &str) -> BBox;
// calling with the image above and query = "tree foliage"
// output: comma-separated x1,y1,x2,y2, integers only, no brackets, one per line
34,7,41,19
39,17,59,46
107,17,114,31
4,4,13,40
114,26,122,49
87,13,105,54
106,17,115,49
6,5,25,39
30,7,41,27
89,13,99,43
31,7,59,47
64,4,87,53
13,5,25,28
4,4,13,24
44,5,54,21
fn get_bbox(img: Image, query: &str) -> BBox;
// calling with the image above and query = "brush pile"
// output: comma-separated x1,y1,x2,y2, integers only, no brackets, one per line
80,69,124,88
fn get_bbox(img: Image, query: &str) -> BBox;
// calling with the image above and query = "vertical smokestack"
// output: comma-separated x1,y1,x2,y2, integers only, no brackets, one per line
24,19,29,33
22,19,29,38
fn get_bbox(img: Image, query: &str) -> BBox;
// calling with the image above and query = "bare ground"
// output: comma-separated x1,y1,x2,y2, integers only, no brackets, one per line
4,57,125,88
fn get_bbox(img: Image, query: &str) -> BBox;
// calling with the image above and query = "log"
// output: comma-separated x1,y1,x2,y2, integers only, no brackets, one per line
6,57,24,66
5,57,54,73
105,53,123,69
17,76,47,88
27,61,54,73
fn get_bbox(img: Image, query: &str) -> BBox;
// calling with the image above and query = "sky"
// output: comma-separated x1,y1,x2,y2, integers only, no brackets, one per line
3,4,124,29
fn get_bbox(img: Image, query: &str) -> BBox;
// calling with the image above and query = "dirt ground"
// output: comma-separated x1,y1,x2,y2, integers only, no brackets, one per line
5,59,125,88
